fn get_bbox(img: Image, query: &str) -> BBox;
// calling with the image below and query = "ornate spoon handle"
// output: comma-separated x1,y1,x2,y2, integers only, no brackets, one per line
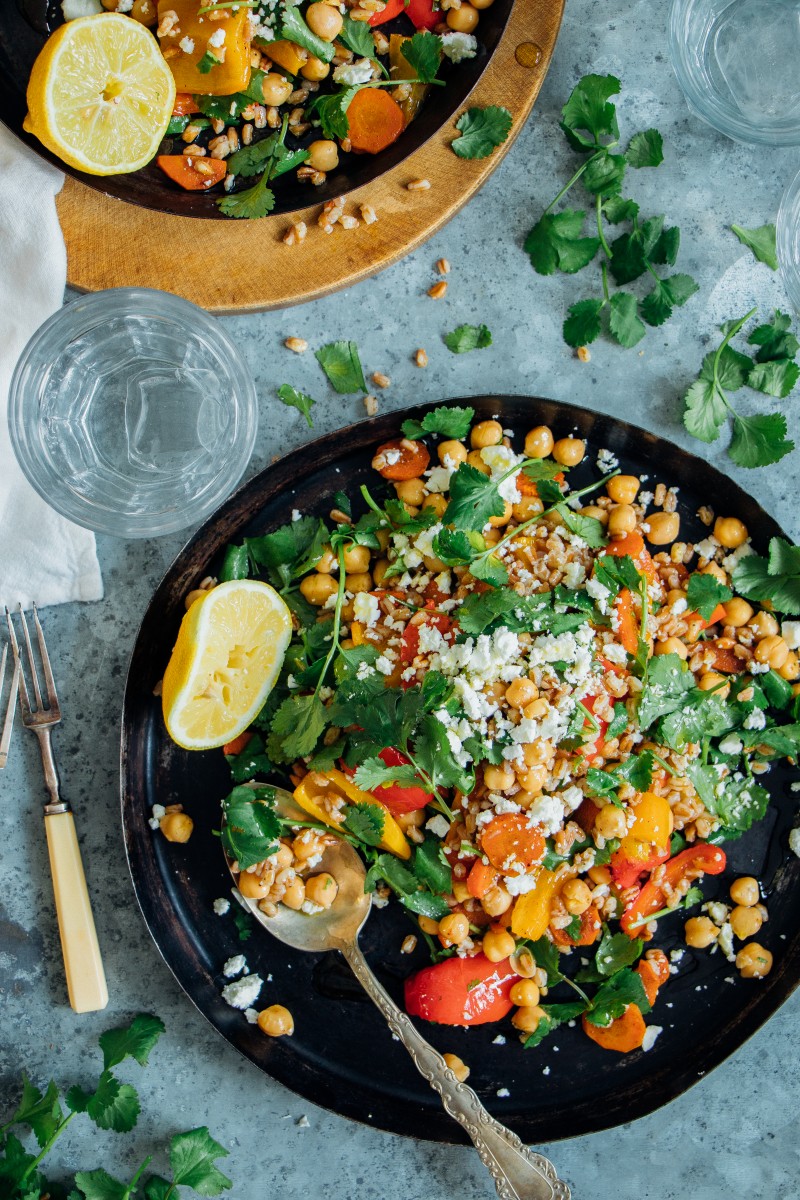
339,940,570,1200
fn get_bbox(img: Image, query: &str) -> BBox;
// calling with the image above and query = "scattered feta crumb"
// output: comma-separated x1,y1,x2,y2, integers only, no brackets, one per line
179,36,195,53
440,31,478,62
213,898,231,916
790,828,800,858
743,707,766,731
492,1034,507,1045
244,1008,259,1024
333,58,374,86
291,508,302,522
296,1115,310,1128
496,1087,510,1097
596,448,618,473
641,1026,663,1052
221,974,263,1010
426,814,451,839
223,954,247,978
542,1066,551,1076
62,0,103,16
783,621,800,650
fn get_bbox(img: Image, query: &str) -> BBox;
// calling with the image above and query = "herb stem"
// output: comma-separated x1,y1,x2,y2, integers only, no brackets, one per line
19,1113,75,1185
712,307,758,413
601,261,611,303
543,151,603,215
596,194,612,258
313,543,348,698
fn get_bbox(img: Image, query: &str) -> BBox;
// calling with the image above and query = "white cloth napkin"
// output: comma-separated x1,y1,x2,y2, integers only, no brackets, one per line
0,125,103,610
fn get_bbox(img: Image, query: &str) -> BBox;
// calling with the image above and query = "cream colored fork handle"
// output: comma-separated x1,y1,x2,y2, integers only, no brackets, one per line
339,940,570,1200
44,811,108,1013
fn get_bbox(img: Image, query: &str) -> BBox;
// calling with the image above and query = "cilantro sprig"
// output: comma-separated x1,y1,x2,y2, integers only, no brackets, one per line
401,404,475,440
731,222,778,270
524,74,698,349
277,384,316,427
219,116,308,219
452,105,513,160
683,309,798,467
732,537,800,614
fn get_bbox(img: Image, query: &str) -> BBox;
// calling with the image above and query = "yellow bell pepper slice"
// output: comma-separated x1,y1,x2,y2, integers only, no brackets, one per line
510,868,559,941
261,39,309,76
293,768,411,860
617,791,673,865
157,0,251,96
389,34,429,127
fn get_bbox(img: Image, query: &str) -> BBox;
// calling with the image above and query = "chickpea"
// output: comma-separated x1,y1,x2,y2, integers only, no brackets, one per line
701,561,728,585
588,864,612,886
730,905,764,940
131,0,157,22
482,884,512,917
443,1053,470,1082
422,553,447,574
281,876,306,910
438,439,468,467
724,597,754,628
730,876,760,907
509,979,540,1008
301,54,331,81
292,831,324,861
482,928,516,962
698,671,730,699
418,915,440,935
667,588,687,606
452,880,471,903
238,869,271,899
376,528,390,552
367,558,386,586
552,437,585,467
305,872,339,908
394,476,426,506
607,504,637,537
655,637,689,660
516,766,548,797
684,916,719,949
561,878,593,916
488,500,513,528
305,1,343,39
646,511,681,545
484,763,516,791
439,912,470,946
316,545,338,574
780,651,800,680
260,72,294,106
446,1,479,31
345,571,373,594
342,543,370,573
579,505,607,523
594,803,628,841
512,496,544,522
471,0,495,7
274,841,294,870
257,1004,294,1037
607,474,640,505
509,947,537,978
749,610,779,638
754,634,790,670
521,697,548,720
299,572,337,605
158,811,193,843
422,493,448,518
466,449,492,475
524,426,554,458
508,677,540,710
307,139,339,173
736,942,773,979
714,516,748,549
511,1005,545,1034
470,419,503,449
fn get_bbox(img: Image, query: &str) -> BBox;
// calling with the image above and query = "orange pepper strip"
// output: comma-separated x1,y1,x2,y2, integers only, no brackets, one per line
582,1004,646,1053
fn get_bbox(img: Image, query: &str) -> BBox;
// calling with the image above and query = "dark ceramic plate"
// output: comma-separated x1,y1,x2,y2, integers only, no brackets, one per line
122,396,800,1144
0,0,513,218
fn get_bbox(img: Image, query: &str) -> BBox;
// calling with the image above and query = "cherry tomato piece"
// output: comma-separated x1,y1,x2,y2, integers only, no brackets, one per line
404,953,518,1026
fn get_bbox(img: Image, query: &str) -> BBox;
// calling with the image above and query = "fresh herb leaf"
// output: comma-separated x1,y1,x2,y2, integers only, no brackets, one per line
353,757,420,790
686,573,732,620
608,291,646,348
560,74,621,146
443,324,493,354
340,13,376,58
413,836,453,895
279,2,335,62
247,515,327,588
8,1075,63,1148
221,785,281,870
277,384,316,427
401,404,475,439
637,653,694,729
584,967,651,1027
729,412,794,468
525,210,600,275
306,87,359,140
86,1072,140,1134
524,1001,587,1048
626,128,664,168
452,105,513,159
217,171,275,220
270,693,327,760
563,298,604,347
99,1015,165,1072
197,51,221,74
219,543,249,582
73,1168,128,1200
400,32,442,84
443,462,507,530
639,273,699,327
732,537,800,615
315,340,367,394
342,802,386,847
704,776,770,835
748,311,799,362
233,906,253,942
594,930,644,976
169,1126,232,1195
747,358,800,399
731,222,778,270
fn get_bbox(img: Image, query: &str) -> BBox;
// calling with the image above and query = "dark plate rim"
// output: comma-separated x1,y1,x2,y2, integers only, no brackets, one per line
121,394,800,1144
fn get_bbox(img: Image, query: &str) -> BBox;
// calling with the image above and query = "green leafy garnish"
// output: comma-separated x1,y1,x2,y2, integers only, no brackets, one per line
315,339,368,394
731,222,778,270
220,785,281,870
685,573,732,620
400,32,442,85
401,404,475,440
443,324,493,353
583,967,651,1027
218,118,308,219
278,2,335,62
197,51,221,74
342,801,386,846
733,537,800,614
452,105,513,159
277,384,316,427
306,87,360,140
340,13,376,58
443,462,507,530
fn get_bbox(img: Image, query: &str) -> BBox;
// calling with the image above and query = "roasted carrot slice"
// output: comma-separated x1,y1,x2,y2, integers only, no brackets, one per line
223,731,252,757
551,903,602,947
637,949,670,1006
347,88,405,154
614,588,639,655
466,859,499,899
480,813,545,873
172,93,199,116
605,531,657,583
582,1004,646,1053
157,155,227,191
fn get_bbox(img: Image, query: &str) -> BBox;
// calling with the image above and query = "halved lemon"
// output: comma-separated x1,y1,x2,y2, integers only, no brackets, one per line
23,13,176,176
162,580,292,751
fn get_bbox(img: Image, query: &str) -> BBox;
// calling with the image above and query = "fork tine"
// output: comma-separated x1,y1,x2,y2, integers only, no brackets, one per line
0,653,19,769
32,604,59,712
5,607,31,717
18,604,44,712
0,645,6,705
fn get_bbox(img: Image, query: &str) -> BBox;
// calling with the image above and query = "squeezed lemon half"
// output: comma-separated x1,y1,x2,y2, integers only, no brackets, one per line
162,580,292,751
24,13,176,176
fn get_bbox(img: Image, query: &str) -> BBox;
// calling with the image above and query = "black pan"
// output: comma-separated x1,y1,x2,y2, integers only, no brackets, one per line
121,395,800,1144
1,0,514,218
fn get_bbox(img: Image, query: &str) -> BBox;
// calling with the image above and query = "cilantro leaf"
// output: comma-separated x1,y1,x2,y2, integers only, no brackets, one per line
524,1001,587,1048
340,13,376,58
683,377,728,444
603,196,639,224
431,526,480,566
400,32,442,84
686,573,732,620
469,553,510,587
221,784,281,870
584,967,651,1027
582,151,626,198
443,462,506,530
651,224,680,265
563,298,604,347
73,1169,128,1200
219,543,249,582
99,1014,165,1072
640,273,699,327
306,87,359,140
608,291,646,347
659,689,735,750
452,105,512,159
626,128,664,168
270,693,327,760
227,131,285,180
9,1075,63,1148
368,852,451,918
560,74,621,146
342,802,386,847
729,411,794,468
315,340,367,394
279,3,335,62
86,1072,140,1133
637,653,694,729
443,324,493,354
456,589,522,636
277,384,316,427
704,776,770,835
401,405,475,440
731,222,778,270
413,836,452,895
556,506,607,548
749,311,799,362
247,515,327,588
747,358,800,399
525,211,600,275
197,51,221,74
169,1127,232,1195
733,540,800,614
594,930,644,976
217,174,275,220
353,757,420,790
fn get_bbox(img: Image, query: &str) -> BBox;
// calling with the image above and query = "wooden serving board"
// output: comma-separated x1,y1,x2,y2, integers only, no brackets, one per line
57,0,564,314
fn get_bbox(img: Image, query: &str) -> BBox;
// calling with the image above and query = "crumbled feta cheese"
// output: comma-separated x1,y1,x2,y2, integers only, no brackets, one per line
223,954,247,978
783,621,800,650
333,58,375,86
62,0,103,14
526,794,564,836
496,1087,510,1098
208,27,226,47
596,448,618,473
221,974,263,1010
480,444,524,504
375,654,394,675
560,786,584,813
244,1007,259,1024
719,734,744,755
743,707,766,731
721,541,754,574
426,814,450,839
694,536,720,560
790,828,800,858
425,465,454,493
354,590,381,627
670,597,688,615
717,922,736,961
440,31,478,62
641,1026,663,1052
706,901,729,925
562,560,586,589
213,898,231,916
492,1034,507,1045
179,36,195,53
542,1066,551,1076
291,508,302,522
301,900,325,915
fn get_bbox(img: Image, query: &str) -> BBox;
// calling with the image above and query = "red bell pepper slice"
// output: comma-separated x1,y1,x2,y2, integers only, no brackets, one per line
400,609,452,665
369,0,405,23
405,0,440,30
373,747,432,814
620,844,727,936
605,531,657,583
551,903,602,947
610,843,670,891
404,953,518,1026
581,693,610,761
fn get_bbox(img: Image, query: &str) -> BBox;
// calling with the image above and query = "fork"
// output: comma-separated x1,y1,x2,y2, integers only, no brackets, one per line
6,604,108,1013
0,644,21,769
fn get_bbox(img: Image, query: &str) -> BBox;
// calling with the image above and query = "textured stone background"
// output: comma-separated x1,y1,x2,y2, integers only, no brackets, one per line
3,1,800,1197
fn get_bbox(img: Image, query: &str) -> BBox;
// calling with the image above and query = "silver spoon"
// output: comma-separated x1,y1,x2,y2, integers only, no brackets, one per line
227,789,571,1200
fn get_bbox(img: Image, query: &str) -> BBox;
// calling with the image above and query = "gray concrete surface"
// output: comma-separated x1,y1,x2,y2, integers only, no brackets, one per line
3,0,800,1196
